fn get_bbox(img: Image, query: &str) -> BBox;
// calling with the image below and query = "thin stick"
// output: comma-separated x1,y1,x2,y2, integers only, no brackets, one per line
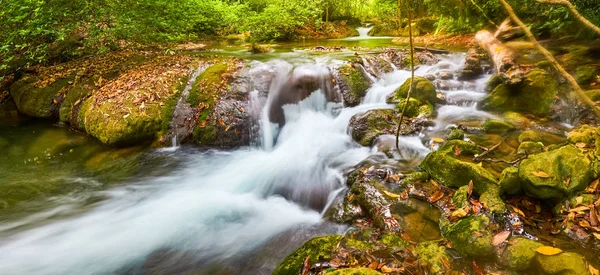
537,0,600,35
498,0,600,118
396,8,415,152
468,0,499,28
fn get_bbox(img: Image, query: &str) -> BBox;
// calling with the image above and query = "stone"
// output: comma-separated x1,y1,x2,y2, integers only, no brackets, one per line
483,119,516,134
575,64,598,85
517,141,544,155
388,77,437,105
447,128,465,140
349,109,396,146
273,235,342,275
416,241,451,274
534,252,591,275
500,237,543,271
335,64,372,107
518,130,566,145
441,215,495,258
499,166,522,195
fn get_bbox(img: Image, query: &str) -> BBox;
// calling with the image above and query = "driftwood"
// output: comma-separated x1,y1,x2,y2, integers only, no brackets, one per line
475,30,525,85
494,18,524,41
498,0,600,118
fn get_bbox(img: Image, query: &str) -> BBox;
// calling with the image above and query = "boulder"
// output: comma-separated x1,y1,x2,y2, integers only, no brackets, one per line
349,109,396,146
534,252,591,275
483,119,515,134
519,145,596,201
441,215,495,258
447,128,465,140
387,77,437,105
334,63,372,107
416,241,451,274
273,235,342,275
480,69,558,116
518,130,566,145
517,141,544,155
499,166,522,195
500,237,543,271
10,76,71,118
575,64,598,85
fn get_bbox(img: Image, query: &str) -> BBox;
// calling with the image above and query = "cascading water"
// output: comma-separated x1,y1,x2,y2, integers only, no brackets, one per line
357,25,374,38
0,51,495,274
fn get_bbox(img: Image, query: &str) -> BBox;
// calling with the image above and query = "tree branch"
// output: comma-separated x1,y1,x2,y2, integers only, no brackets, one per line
536,0,600,36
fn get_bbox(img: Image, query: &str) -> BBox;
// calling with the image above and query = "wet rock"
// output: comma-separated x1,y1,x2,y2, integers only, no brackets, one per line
250,44,273,53
452,185,470,208
500,237,543,271
328,268,382,275
416,50,439,66
517,141,544,155
349,109,395,146
447,128,465,140
480,69,558,116
416,241,451,274
10,76,71,118
480,185,506,213
0,94,19,118
273,235,343,275
387,77,437,105
394,97,432,118
439,72,454,80
553,194,597,214
458,48,484,80
441,215,495,258
535,252,591,275
575,64,598,85
334,63,372,107
519,145,596,201
567,125,600,156
483,119,516,134
518,130,566,145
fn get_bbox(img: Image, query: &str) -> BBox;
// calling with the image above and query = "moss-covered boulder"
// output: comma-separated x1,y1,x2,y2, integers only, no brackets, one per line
480,69,558,116
452,185,470,209
416,241,451,274
59,82,93,123
519,145,596,201
503,111,530,129
420,140,499,194
500,237,543,271
517,141,544,155
483,119,516,134
9,76,72,118
335,64,372,107
534,251,591,275
447,128,465,140
499,166,522,195
328,268,382,275
518,130,566,145
349,109,395,146
480,185,506,213
441,215,495,258
388,77,437,105
273,235,342,275
575,64,598,85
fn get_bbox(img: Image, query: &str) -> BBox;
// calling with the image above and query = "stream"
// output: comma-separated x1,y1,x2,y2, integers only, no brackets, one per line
0,36,498,274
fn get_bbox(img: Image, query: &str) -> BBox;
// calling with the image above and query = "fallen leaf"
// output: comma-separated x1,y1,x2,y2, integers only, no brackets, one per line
536,246,563,256
450,208,468,220
380,266,393,273
301,256,310,275
492,231,511,246
580,219,592,229
591,205,599,227
576,142,588,148
225,125,231,132
593,232,600,240
454,145,462,156
383,190,400,199
570,206,590,213
590,265,600,275
430,190,445,203
432,137,445,143
467,180,474,197
532,171,550,178
510,206,526,217
348,194,354,201
123,114,130,119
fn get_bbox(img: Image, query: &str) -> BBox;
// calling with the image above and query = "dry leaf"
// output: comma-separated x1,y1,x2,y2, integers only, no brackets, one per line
576,142,588,148
450,208,468,220
380,266,394,273
590,206,599,227
593,232,600,240
440,256,451,269
432,137,445,143
590,265,600,275
123,114,130,119
532,171,550,178
430,190,445,203
536,246,563,256
383,190,400,199
570,206,590,213
467,180,474,197
580,219,592,229
348,194,354,201
492,231,511,246
454,145,462,156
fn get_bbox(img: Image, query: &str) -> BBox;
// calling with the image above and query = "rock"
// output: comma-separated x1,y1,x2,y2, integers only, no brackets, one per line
585,89,600,101
534,252,591,275
439,72,454,80
416,241,451,274
349,109,395,146
328,268,382,275
441,215,495,258
553,194,598,214
483,119,516,134
517,141,544,155
10,76,71,118
500,237,543,271
518,130,566,145
452,185,470,209
334,64,372,107
480,185,506,213
0,94,19,118
500,167,522,195
420,140,499,195
387,77,437,105
519,145,596,201
273,235,342,275
458,48,484,80
567,125,600,153
503,112,530,129
480,69,558,116
447,128,465,140
575,64,598,85
395,98,422,118
416,50,438,65
250,44,273,53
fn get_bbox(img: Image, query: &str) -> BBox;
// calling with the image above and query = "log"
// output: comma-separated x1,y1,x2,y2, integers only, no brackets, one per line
476,30,525,85
494,18,524,42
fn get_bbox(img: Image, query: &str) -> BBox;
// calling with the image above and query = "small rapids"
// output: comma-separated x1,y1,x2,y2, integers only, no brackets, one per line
0,51,493,274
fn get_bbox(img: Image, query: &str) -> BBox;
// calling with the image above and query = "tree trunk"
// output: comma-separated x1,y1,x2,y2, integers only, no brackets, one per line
494,18,524,41
475,30,525,85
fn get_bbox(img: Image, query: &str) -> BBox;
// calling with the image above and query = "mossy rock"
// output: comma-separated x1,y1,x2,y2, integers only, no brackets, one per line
447,128,465,140
416,241,451,275
480,185,506,214
534,251,591,275
273,235,342,275
0,95,19,118
441,215,494,258
328,268,382,275
82,97,162,147
500,237,543,271
575,64,598,85
585,89,600,101
395,97,422,118
503,112,530,129
59,82,93,123
519,145,596,201
480,69,558,116
379,232,409,250
349,109,395,146
483,119,516,134
10,76,73,118
567,125,600,157
452,185,469,209
500,166,522,195
388,77,437,105
553,194,598,214
517,141,544,155
518,130,566,145
420,140,499,194
338,64,371,107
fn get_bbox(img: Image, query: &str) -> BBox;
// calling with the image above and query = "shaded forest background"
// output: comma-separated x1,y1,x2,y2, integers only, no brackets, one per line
1,0,599,80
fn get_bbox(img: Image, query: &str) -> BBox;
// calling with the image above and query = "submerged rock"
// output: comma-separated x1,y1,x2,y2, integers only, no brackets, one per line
483,119,516,134
519,145,596,201
518,130,566,145
480,69,558,116
517,141,544,155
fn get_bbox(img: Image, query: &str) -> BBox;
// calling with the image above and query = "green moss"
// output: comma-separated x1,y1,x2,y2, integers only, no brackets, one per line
340,65,371,107
389,77,437,104
486,74,503,91
273,235,342,275
193,125,216,145
350,109,395,146
452,185,469,209
585,90,600,101
416,241,451,275
379,232,409,250
483,119,515,134
499,167,522,195
517,141,544,155
500,237,543,271
419,140,499,194
519,145,595,201
402,171,430,185
447,128,465,140
480,185,506,214
328,268,382,275
188,62,228,107
10,76,73,118
503,112,529,129
480,70,558,116
518,130,566,145
575,64,598,85
567,125,599,145
59,82,93,123
441,215,494,258
395,97,422,118
535,252,591,275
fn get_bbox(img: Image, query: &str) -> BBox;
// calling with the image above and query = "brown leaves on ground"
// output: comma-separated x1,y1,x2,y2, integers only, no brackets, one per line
492,231,511,246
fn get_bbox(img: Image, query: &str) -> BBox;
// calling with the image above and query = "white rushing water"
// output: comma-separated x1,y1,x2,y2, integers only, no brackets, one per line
0,52,494,274
357,26,374,38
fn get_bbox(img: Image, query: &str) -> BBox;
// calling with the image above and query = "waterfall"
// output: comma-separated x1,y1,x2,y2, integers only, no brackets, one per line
357,26,374,38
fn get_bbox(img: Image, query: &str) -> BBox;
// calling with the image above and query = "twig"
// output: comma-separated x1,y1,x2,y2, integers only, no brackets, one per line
498,0,600,119
536,0,600,35
478,155,528,165
396,7,415,154
474,139,505,162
